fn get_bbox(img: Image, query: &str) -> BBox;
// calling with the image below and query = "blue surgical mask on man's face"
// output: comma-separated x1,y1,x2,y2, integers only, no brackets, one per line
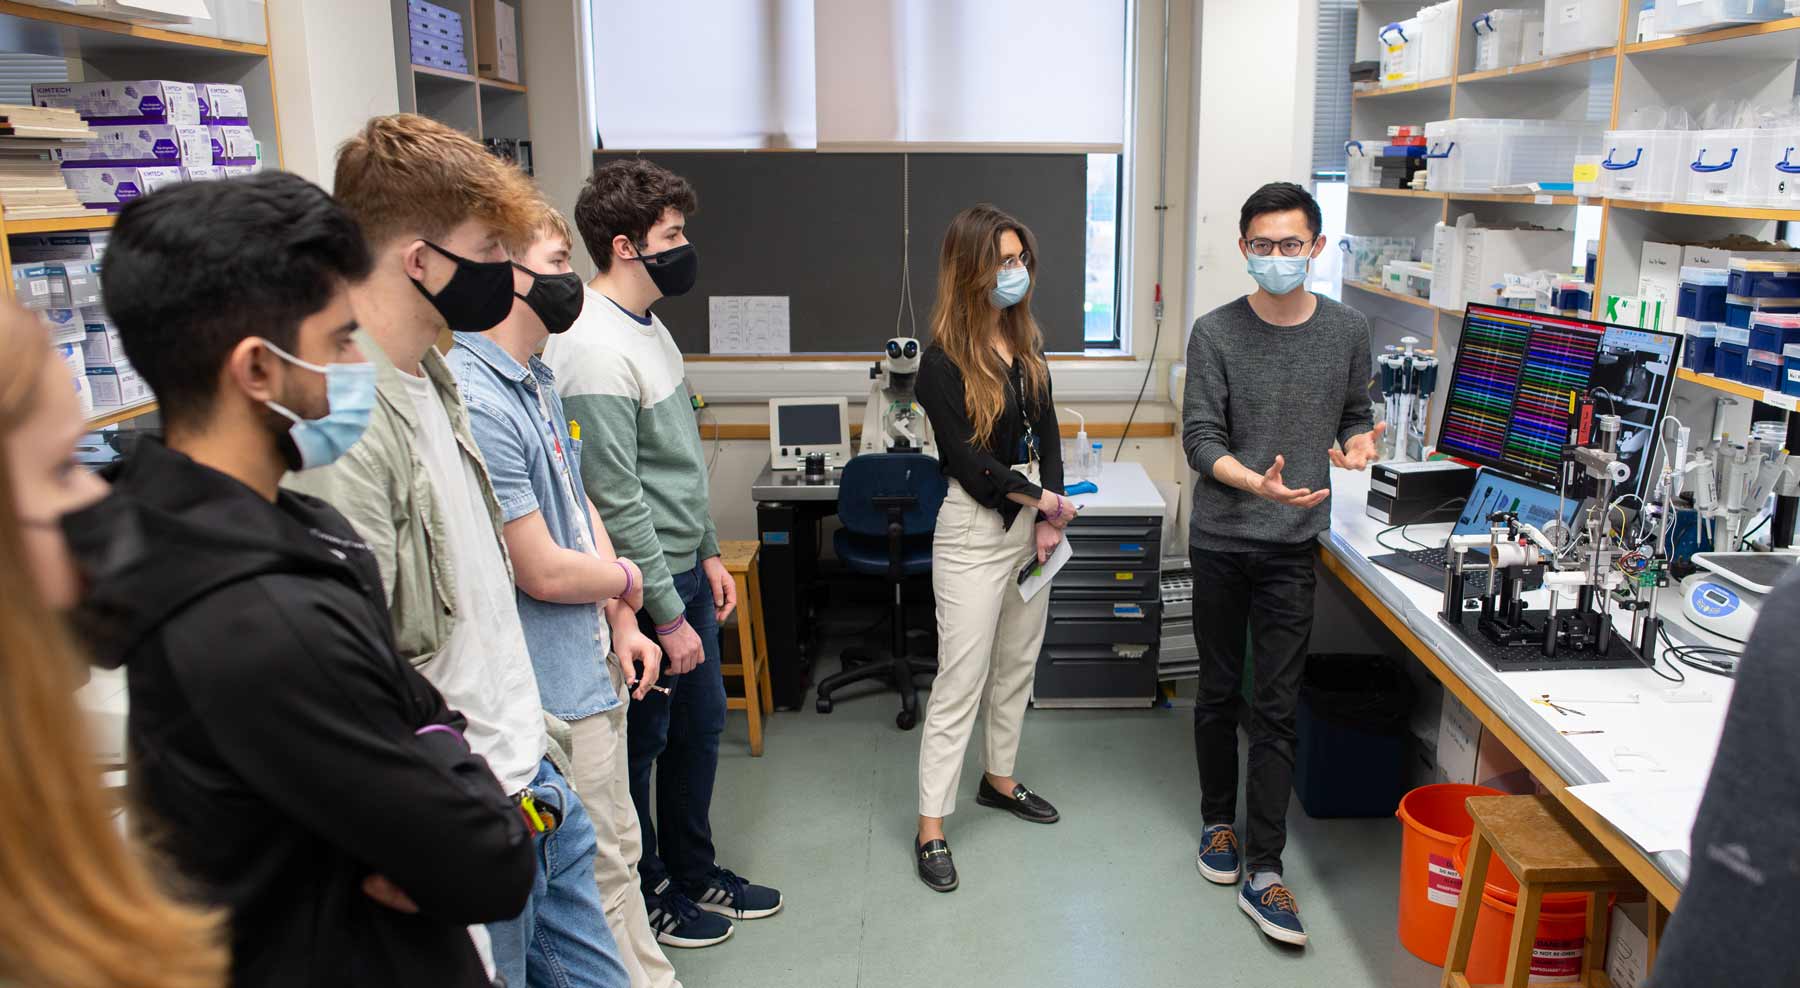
1246,253,1310,296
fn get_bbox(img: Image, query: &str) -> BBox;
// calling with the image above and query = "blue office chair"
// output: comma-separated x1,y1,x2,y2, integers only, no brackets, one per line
816,453,946,729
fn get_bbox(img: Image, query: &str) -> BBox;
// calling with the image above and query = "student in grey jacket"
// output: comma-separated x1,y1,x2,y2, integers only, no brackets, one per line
1181,182,1385,948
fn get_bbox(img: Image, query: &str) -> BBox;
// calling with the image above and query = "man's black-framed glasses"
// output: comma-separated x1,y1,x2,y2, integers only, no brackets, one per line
1244,237,1314,257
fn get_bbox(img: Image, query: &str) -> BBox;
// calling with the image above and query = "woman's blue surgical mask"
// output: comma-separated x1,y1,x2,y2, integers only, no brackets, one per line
260,340,377,471
992,266,1031,309
1246,253,1311,296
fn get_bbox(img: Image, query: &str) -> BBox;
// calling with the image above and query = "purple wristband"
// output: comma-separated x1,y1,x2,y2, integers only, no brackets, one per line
655,614,686,636
616,560,634,599
1048,496,1063,521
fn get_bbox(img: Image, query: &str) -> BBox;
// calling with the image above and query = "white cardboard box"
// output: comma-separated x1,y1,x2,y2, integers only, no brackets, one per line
32,80,200,125
1605,295,1668,330
10,233,102,262
56,261,102,308
1462,227,1573,307
1606,902,1650,988
12,262,64,310
1436,691,1533,790
197,83,248,124
41,308,84,346
81,321,127,369
87,364,151,408
64,165,184,210
59,123,211,169
57,342,93,416
209,124,258,166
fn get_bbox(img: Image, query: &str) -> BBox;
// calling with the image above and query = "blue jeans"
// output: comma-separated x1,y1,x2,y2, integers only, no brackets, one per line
487,759,630,988
630,564,727,894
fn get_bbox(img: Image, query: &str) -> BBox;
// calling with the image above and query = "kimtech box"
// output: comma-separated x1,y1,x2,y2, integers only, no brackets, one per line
41,308,84,346
88,363,151,408
32,80,200,125
209,125,258,166
59,123,211,169
64,165,185,211
197,83,248,124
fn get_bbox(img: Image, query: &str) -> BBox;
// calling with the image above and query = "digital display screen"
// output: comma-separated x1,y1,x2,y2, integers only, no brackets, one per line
777,403,844,447
1438,305,1679,498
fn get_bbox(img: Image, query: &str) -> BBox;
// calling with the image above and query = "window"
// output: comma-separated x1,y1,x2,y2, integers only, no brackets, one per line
1310,0,1358,301
0,54,65,106
1085,152,1121,346
587,0,1130,350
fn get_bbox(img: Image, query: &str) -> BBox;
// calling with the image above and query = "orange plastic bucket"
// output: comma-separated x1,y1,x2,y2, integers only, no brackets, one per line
1452,836,1600,983
1395,784,1504,965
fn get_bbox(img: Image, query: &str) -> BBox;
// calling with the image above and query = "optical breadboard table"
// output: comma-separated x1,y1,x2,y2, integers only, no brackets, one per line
1320,466,1735,916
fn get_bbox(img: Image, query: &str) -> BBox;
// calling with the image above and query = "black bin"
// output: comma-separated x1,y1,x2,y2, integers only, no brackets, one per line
1293,653,1415,818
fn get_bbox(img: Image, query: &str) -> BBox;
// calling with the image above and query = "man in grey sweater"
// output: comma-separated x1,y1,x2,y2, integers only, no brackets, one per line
1181,182,1383,948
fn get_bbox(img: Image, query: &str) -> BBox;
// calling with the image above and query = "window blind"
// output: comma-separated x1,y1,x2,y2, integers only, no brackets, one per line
1311,0,1357,178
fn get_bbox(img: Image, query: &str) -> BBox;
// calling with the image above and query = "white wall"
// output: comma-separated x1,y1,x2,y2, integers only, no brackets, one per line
267,0,401,188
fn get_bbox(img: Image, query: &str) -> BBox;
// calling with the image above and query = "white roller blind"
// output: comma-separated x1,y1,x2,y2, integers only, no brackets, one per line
1311,0,1357,178
815,0,1127,150
589,0,816,148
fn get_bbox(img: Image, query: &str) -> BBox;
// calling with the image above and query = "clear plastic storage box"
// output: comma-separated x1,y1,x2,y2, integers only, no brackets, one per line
1660,0,1788,35
1347,140,1386,188
1685,322,1721,375
1380,18,1422,86
1542,0,1619,57
1716,325,1753,382
1424,118,1603,193
1598,130,1685,201
1730,258,1800,298
1681,129,1756,205
1745,128,1800,206
1472,9,1541,72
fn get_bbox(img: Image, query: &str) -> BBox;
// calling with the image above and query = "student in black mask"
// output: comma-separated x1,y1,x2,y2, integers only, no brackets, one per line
446,199,683,988
286,115,632,988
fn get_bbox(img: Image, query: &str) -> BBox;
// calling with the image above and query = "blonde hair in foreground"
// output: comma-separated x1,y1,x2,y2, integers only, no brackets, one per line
929,203,1050,452
0,302,226,988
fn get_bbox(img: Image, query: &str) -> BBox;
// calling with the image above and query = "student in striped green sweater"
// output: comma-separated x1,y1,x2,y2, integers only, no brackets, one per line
545,159,783,950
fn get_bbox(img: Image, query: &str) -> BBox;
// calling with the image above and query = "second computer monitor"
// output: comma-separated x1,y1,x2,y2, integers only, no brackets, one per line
1437,304,1679,497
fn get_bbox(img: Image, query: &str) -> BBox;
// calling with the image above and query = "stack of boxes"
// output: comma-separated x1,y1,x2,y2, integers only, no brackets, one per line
409,1,469,74
1377,125,1427,190
12,232,124,414
31,80,259,210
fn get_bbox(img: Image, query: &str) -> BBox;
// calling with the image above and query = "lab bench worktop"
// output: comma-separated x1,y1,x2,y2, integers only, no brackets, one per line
1321,465,1734,908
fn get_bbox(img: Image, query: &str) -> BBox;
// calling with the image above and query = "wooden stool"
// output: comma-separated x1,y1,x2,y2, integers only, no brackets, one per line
1443,795,1637,988
717,540,773,756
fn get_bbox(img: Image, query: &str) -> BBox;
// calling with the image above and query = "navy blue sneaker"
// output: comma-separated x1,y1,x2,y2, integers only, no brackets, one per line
1195,825,1241,885
1239,880,1308,946
646,879,734,948
688,867,784,920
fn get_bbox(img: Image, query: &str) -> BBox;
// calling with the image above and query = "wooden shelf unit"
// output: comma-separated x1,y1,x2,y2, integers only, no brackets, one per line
1353,76,1454,99
1344,0,1800,424
0,3,280,430
391,0,531,147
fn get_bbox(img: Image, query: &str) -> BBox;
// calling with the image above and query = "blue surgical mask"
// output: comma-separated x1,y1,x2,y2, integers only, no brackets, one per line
260,340,377,471
991,266,1030,309
1246,253,1311,296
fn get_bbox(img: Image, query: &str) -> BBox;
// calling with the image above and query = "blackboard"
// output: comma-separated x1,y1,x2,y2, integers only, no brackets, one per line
591,150,1093,354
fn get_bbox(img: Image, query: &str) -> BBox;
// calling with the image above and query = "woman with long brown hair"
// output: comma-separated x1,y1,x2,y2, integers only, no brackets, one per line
0,302,226,988
911,204,1075,892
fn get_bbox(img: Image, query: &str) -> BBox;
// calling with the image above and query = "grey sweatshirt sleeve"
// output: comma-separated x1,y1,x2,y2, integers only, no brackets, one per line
1182,319,1231,479
1337,320,1375,447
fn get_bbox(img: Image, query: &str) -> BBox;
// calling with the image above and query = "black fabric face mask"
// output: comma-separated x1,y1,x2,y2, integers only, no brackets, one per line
631,242,699,298
411,240,516,333
513,264,585,335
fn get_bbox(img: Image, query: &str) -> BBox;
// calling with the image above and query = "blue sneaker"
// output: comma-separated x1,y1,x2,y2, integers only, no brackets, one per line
646,879,734,948
1195,825,1241,885
688,867,784,920
1239,880,1308,946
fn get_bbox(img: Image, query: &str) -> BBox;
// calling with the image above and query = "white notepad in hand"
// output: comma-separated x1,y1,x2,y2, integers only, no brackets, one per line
1017,538,1073,602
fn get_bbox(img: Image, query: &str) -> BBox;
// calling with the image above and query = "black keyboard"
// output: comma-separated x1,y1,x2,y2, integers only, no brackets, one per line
1371,546,1491,596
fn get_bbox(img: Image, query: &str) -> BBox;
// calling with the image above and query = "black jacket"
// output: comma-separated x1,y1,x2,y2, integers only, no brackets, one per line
67,439,533,987
915,345,1064,528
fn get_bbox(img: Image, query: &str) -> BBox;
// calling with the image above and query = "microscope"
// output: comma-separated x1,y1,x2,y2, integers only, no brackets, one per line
859,337,936,457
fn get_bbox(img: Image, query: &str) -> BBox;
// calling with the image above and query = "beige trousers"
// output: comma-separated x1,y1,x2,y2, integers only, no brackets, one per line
917,478,1053,818
569,659,682,988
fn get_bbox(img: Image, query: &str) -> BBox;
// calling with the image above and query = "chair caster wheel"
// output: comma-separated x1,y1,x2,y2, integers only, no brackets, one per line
896,708,917,730
817,696,833,714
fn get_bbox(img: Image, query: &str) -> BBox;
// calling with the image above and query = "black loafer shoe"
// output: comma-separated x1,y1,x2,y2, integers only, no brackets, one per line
976,777,1060,824
915,836,958,893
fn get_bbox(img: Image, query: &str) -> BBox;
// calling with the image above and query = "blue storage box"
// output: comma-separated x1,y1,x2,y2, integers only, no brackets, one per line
1725,294,1800,329
1585,242,1597,285
1784,344,1800,397
1728,258,1800,299
1553,281,1593,315
1749,312,1800,354
1748,350,1783,390
1684,322,1720,375
1716,325,1753,382
1678,266,1730,323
